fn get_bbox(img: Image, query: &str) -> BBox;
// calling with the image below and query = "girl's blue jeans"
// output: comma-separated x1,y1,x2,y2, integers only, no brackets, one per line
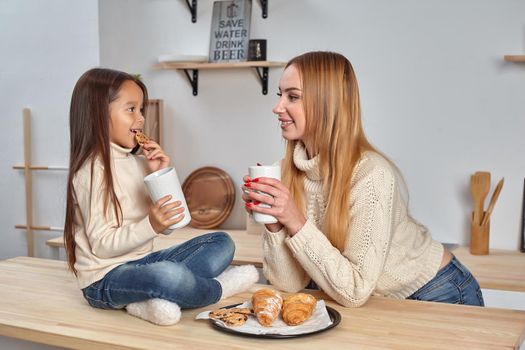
82,231,235,309
407,255,484,306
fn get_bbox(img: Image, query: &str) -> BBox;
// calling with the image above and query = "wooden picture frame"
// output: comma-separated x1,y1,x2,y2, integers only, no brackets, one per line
144,99,163,147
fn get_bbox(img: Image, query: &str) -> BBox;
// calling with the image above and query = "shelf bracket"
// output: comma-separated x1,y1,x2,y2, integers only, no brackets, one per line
183,69,199,96
185,0,197,23
186,0,267,22
258,0,268,18
254,67,269,95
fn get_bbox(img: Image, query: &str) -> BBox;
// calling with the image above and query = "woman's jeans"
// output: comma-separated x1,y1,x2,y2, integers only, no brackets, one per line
82,231,235,309
407,255,484,306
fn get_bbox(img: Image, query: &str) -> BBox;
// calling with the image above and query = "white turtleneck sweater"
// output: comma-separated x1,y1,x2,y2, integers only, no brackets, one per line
73,143,157,289
262,143,443,307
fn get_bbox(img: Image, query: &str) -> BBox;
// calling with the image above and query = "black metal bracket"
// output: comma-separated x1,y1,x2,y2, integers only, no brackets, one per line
254,67,269,95
179,66,271,96
185,0,197,23
183,69,199,95
258,0,268,18
187,0,267,22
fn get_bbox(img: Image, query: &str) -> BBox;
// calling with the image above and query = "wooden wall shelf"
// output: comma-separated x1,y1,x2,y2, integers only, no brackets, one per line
504,55,525,62
153,60,286,96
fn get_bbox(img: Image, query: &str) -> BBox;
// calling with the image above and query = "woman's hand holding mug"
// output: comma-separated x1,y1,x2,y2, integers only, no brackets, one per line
242,165,306,236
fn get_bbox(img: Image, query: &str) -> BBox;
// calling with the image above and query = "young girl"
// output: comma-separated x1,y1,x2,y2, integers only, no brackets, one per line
64,68,258,325
242,52,484,307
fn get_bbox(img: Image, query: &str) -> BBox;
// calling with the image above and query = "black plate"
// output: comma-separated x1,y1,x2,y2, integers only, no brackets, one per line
209,303,341,339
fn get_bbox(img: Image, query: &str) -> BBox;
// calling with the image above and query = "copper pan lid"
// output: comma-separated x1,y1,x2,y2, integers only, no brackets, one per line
182,167,235,229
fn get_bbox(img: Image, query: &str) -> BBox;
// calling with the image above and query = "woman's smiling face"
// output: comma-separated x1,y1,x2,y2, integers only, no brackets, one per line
272,65,306,143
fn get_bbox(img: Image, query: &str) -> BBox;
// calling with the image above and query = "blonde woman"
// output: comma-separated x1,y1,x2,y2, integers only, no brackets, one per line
242,51,483,307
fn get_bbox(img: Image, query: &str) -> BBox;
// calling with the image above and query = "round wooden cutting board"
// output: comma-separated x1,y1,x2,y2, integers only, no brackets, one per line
182,167,235,229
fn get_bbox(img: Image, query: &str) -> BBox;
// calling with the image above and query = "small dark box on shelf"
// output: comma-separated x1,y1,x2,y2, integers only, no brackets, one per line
248,39,266,61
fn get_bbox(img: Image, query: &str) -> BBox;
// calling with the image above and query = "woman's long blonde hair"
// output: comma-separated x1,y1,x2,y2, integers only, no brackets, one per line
281,51,379,251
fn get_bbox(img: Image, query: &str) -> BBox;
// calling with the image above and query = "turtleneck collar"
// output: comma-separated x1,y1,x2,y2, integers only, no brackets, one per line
110,142,133,159
293,142,322,181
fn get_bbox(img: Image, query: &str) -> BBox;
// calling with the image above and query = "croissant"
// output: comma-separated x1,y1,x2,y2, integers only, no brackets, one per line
251,289,283,327
282,293,317,326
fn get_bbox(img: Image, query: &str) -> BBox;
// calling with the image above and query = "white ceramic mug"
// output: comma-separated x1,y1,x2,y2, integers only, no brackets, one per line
144,167,191,232
248,164,281,224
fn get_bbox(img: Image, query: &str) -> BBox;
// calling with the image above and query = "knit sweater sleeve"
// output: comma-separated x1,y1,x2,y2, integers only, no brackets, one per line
262,227,311,292
285,158,396,307
73,162,157,259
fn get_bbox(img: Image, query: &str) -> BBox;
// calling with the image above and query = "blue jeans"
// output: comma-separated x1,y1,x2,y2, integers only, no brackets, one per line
407,255,484,306
82,231,235,309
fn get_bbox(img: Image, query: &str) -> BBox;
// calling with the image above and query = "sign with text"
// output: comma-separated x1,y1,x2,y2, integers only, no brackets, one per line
209,0,252,62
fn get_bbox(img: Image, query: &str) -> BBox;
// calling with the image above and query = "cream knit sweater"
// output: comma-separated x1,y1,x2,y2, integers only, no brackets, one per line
262,142,443,307
73,143,157,289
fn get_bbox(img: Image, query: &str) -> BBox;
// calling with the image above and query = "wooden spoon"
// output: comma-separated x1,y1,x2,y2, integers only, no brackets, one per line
475,171,491,221
481,178,504,226
470,172,491,225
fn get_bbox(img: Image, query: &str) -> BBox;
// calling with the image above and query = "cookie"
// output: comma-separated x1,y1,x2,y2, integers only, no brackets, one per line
222,313,248,327
209,307,252,318
134,131,150,147
209,307,253,327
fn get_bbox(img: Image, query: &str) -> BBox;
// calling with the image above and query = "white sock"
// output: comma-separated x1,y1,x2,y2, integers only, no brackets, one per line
216,265,259,300
126,298,181,326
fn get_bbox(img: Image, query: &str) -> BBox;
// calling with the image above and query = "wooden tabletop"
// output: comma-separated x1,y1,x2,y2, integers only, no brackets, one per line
47,227,264,268
451,246,525,293
0,257,524,350
46,228,525,292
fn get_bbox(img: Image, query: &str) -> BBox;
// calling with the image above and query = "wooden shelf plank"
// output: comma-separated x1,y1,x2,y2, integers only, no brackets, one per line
13,165,68,170
153,60,286,70
504,55,525,62
16,225,63,232
153,60,287,95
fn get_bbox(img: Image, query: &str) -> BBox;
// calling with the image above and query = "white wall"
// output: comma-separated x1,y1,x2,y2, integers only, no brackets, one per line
1,0,524,257
0,5,524,348
99,0,525,249
1,0,99,259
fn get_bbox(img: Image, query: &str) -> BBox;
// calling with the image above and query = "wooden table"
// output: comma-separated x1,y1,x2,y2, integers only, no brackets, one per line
47,228,525,292
452,246,525,293
47,227,264,268
1,257,524,350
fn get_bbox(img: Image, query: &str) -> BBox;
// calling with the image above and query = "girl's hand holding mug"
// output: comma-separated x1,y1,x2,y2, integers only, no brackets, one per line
242,176,306,236
148,195,185,234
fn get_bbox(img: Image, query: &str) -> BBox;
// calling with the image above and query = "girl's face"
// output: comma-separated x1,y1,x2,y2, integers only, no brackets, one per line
109,80,145,149
272,65,306,142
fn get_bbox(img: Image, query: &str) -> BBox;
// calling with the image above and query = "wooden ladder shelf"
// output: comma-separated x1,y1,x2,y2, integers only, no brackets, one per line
12,108,67,257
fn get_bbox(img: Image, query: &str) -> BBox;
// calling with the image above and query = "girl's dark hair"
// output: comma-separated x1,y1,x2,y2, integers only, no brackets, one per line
64,68,148,274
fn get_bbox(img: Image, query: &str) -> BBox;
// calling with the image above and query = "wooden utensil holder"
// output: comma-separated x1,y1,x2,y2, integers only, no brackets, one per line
470,211,490,255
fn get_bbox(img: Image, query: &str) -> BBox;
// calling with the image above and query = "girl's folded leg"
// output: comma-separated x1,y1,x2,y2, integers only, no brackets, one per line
105,261,224,307
123,264,260,325
83,260,224,326
141,231,235,278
